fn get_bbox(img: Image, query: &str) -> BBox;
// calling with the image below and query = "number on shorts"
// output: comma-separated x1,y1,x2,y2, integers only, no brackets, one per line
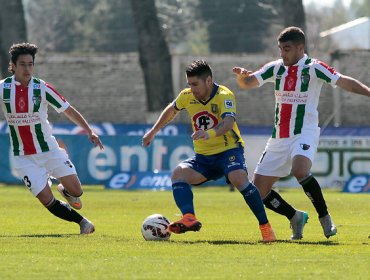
23,176,32,188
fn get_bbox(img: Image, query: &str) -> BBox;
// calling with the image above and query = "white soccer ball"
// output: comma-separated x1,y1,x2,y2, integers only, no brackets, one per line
141,214,171,241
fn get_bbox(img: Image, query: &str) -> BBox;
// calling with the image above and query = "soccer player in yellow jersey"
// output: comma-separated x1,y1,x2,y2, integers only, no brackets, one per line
142,60,276,242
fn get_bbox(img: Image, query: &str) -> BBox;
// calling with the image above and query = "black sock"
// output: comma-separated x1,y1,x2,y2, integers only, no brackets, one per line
47,199,83,224
300,175,328,218
263,189,296,220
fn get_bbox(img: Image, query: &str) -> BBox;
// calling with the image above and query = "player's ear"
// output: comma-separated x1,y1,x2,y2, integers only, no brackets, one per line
206,76,212,86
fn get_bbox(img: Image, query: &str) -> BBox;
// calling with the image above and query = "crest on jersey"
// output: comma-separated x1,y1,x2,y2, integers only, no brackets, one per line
192,111,218,131
18,97,26,110
301,73,310,85
211,104,218,113
4,83,11,89
32,95,42,106
33,83,41,89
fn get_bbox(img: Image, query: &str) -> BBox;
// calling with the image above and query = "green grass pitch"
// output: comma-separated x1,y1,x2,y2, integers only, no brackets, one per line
0,184,369,279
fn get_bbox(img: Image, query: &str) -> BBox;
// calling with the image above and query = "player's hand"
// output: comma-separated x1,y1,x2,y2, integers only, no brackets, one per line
142,130,156,147
191,130,209,140
232,67,252,77
89,132,104,150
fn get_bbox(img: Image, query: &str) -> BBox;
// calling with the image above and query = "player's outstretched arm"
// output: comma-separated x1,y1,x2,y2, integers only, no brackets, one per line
336,75,370,97
142,103,179,147
63,106,104,150
232,67,259,90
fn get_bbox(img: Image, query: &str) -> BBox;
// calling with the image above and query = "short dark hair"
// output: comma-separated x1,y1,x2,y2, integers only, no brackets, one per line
277,27,305,45
186,60,212,80
8,42,38,73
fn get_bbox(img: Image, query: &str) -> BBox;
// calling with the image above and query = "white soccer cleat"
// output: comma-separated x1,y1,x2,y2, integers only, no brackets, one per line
80,218,95,234
290,210,309,240
57,184,82,210
319,213,337,238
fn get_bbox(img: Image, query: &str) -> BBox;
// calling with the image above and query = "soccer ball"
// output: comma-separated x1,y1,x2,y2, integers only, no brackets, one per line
141,214,171,241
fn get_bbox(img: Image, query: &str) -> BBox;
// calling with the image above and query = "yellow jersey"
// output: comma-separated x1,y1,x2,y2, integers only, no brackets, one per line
174,83,244,156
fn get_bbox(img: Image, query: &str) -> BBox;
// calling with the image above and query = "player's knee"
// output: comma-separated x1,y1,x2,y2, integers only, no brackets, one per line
171,167,186,182
292,169,309,181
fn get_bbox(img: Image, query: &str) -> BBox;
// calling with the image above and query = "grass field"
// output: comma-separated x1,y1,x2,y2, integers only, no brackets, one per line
0,184,369,280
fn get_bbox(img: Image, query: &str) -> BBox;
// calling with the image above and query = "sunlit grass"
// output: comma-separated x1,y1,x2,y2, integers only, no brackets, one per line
0,184,368,279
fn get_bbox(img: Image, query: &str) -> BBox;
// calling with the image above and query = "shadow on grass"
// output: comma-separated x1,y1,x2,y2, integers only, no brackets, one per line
172,239,340,246
0,233,79,238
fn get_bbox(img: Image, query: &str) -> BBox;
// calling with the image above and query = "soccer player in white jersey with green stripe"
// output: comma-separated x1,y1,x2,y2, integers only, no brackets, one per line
0,43,104,234
233,27,370,240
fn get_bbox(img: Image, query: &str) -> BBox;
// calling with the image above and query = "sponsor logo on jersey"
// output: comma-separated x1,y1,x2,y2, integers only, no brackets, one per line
300,143,310,150
229,155,235,162
211,104,218,113
224,99,234,109
4,83,11,89
33,83,41,89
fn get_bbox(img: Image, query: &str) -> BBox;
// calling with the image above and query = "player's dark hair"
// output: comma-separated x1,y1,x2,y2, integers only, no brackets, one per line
8,42,38,73
186,60,212,80
278,27,305,45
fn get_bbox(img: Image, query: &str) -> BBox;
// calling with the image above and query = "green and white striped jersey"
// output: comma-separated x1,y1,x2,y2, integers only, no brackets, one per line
0,76,70,156
254,54,341,138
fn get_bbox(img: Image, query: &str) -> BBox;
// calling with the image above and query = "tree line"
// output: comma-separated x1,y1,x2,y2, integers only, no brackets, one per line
0,0,367,111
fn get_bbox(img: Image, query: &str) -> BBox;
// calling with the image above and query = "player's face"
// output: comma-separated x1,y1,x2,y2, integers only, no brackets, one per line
187,75,213,102
278,41,304,66
12,54,34,85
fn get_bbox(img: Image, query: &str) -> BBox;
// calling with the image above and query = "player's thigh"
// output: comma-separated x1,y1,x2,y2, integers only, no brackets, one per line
291,131,319,179
13,157,50,197
46,149,79,190
255,141,292,178
172,164,207,185
58,174,82,197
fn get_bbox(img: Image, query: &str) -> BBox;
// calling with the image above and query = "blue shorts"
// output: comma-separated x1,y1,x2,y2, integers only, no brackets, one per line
180,147,247,185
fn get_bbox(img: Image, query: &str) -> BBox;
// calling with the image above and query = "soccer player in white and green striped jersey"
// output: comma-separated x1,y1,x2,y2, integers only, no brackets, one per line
0,43,104,234
233,27,370,240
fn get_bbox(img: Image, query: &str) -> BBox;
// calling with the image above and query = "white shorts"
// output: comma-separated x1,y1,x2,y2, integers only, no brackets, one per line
13,148,77,196
254,129,320,178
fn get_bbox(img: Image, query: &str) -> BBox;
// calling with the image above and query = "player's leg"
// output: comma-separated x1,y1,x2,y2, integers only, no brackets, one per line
37,186,94,234
254,140,309,240
254,173,308,240
47,148,83,210
168,163,205,234
227,169,276,242
45,149,94,233
57,174,83,210
292,155,336,238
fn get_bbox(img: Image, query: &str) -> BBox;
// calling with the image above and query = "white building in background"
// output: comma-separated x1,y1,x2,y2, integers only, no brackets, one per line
320,17,370,50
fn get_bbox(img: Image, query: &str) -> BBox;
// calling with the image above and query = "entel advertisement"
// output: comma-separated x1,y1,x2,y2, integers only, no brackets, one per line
0,124,369,189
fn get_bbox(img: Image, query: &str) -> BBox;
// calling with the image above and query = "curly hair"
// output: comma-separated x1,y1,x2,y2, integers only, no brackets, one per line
8,42,38,73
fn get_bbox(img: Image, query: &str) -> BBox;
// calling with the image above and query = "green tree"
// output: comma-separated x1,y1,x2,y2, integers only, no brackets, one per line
199,0,279,53
0,0,27,77
129,0,174,111
350,0,370,17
